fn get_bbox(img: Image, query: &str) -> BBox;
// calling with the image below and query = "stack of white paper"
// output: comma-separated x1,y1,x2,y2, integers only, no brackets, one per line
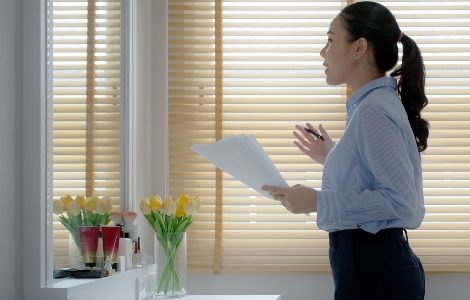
191,135,288,199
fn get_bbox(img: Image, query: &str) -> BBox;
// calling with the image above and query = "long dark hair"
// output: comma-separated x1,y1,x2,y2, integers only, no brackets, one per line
340,1,429,152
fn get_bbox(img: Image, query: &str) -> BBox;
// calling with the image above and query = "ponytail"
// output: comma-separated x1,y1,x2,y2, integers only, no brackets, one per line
390,35,429,152
340,1,430,153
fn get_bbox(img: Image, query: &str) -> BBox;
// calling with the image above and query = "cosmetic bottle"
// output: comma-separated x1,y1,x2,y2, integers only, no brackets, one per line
118,226,133,270
123,211,137,239
103,257,114,276
102,226,120,271
132,237,143,268
78,226,100,268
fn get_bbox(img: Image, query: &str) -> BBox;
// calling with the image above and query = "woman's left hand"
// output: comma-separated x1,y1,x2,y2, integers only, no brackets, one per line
261,184,317,214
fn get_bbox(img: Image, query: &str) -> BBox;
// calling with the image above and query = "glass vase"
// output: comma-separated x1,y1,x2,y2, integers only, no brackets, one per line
154,232,187,298
68,232,83,269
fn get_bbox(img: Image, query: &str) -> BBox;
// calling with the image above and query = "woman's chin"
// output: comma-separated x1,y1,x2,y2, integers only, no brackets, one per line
325,74,343,86
325,77,339,86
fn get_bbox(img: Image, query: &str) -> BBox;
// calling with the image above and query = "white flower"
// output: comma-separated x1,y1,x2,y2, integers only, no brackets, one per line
102,196,113,213
140,198,152,215
185,200,197,215
96,199,106,214
191,196,201,210
162,200,177,216
67,202,81,217
53,199,65,215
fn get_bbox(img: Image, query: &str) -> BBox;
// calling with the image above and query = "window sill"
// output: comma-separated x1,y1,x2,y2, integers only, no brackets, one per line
25,264,157,300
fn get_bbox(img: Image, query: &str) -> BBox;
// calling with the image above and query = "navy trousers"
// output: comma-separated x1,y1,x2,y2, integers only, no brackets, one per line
328,228,425,300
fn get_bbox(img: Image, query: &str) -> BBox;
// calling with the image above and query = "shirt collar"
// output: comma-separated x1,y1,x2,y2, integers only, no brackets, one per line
346,76,398,116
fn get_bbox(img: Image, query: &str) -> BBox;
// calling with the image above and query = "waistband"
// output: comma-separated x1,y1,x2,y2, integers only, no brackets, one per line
329,228,408,243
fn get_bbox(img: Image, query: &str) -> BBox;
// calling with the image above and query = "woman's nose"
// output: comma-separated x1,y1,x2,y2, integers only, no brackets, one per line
320,45,326,58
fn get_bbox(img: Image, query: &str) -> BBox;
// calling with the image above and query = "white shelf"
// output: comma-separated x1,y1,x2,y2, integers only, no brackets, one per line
176,296,281,300
26,265,157,300
49,265,154,290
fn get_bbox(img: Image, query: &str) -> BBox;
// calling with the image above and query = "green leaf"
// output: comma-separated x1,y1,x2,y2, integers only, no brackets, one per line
156,212,167,233
174,216,192,233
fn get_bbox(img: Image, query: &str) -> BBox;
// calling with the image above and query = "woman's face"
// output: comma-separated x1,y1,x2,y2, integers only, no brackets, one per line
320,16,356,86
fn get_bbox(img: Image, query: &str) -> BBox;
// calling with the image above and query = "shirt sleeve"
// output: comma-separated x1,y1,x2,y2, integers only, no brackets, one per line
316,104,420,230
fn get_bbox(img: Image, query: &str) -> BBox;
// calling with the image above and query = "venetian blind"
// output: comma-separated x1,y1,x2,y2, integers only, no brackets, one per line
375,0,470,272
52,0,121,268
169,0,344,274
169,0,470,274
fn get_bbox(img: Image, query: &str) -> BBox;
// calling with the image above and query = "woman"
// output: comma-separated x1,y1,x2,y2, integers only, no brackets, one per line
262,2,428,299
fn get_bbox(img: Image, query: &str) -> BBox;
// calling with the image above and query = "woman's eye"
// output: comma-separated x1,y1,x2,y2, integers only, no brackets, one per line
327,38,333,43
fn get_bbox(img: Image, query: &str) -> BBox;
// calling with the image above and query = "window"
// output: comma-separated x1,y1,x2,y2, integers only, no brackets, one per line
23,1,161,297
169,0,470,273
51,0,122,268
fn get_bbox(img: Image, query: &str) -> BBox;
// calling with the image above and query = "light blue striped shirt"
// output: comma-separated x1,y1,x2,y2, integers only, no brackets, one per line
316,77,425,234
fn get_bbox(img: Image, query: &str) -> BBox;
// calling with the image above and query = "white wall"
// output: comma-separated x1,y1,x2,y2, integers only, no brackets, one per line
0,0,22,299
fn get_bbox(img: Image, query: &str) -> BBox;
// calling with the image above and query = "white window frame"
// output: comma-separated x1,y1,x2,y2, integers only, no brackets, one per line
22,0,168,299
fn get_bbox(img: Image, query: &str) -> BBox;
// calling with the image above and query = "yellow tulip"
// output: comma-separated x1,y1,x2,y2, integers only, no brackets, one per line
52,199,65,215
176,205,185,218
177,194,190,208
102,196,113,213
149,195,163,211
140,198,152,215
85,197,97,212
67,202,81,217
61,194,73,207
75,195,86,208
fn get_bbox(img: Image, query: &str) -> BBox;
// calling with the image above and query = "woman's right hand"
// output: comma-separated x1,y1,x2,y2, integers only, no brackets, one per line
293,123,334,165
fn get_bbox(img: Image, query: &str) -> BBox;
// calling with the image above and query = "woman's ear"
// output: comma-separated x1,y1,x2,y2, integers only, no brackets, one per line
353,37,368,59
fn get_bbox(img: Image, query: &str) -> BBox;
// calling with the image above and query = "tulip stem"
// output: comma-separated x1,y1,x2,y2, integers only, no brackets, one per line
156,231,186,295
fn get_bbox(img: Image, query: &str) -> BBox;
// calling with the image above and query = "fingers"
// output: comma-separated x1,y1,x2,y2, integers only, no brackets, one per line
261,185,287,193
272,194,286,201
293,140,310,155
302,123,323,142
318,124,331,141
262,185,289,198
293,130,312,149
318,124,326,137
294,125,315,144
306,123,321,137
280,201,293,213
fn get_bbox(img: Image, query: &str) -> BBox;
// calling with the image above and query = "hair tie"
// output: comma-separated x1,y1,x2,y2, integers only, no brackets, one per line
398,31,405,43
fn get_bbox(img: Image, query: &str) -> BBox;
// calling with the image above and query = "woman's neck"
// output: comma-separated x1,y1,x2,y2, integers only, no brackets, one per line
348,64,385,93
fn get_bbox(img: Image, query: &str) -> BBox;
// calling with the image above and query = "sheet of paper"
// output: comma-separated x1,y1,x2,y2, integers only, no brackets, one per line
191,135,288,199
